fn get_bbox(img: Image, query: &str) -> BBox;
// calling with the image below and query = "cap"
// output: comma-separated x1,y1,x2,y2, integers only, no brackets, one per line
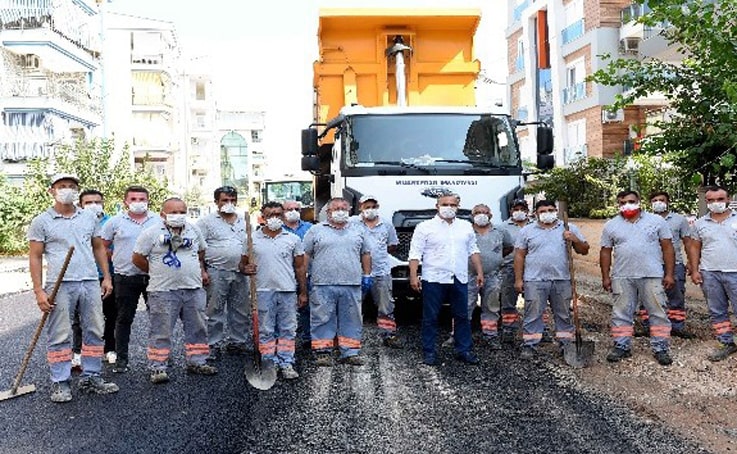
50,173,80,186
359,194,378,204
511,199,528,209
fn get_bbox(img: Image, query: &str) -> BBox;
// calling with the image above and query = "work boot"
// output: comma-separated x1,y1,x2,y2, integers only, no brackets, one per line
606,347,632,363
486,336,502,351
112,360,129,374
708,342,737,362
315,354,332,367
105,351,117,365
150,370,170,384
520,345,537,360
78,376,119,395
382,336,402,349
50,380,72,403
671,328,695,340
225,343,249,355
280,365,299,380
455,351,480,365
341,355,365,366
206,345,222,363
501,331,516,345
654,350,673,366
187,364,218,375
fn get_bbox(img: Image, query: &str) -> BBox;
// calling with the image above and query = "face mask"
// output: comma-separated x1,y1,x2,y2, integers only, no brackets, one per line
219,203,236,214
708,202,728,214
511,211,528,222
651,201,668,213
55,188,78,205
473,213,490,226
84,203,103,216
362,208,379,221
285,210,300,223
538,211,558,224
438,206,457,219
266,217,283,231
330,210,350,224
165,213,187,228
128,202,148,214
619,202,640,219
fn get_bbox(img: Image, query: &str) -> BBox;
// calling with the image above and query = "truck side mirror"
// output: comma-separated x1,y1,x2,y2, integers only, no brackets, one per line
301,156,320,171
536,126,555,170
301,128,319,156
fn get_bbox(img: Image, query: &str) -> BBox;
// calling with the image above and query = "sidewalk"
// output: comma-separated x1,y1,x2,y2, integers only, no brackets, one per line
0,256,32,297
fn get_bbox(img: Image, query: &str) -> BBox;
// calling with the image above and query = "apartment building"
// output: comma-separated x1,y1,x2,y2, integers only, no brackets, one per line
216,110,266,201
0,0,102,182
506,0,676,167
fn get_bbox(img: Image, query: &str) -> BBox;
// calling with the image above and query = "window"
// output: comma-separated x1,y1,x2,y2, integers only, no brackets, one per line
195,81,206,100
251,130,262,143
565,119,587,164
195,114,206,129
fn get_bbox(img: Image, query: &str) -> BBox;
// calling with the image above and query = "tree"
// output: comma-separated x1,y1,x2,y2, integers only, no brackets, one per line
589,0,737,190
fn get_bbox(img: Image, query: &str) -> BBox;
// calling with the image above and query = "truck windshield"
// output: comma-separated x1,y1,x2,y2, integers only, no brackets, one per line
264,181,313,206
344,114,520,168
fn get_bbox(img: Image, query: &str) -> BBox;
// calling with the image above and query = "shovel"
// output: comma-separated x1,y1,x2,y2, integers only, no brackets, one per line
243,214,277,390
0,246,75,401
559,202,595,368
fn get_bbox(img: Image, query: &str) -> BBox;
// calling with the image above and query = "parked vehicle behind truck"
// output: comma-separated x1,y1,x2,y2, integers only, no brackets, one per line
301,8,553,299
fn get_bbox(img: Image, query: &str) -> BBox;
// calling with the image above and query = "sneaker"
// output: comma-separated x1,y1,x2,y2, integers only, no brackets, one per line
50,381,72,403
112,360,129,374
654,350,673,366
671,328,695,340
487,336,502,351
186,364,218,375
455,351,480,365
520,345,537,360
105,351,117,365
71,353,82,371
78,376,119,395
606,347,632,363
315,353,332,367
382,336,402,349
150,370,170,384
423,352,438,366
340,355,365,366
708,342,737,362
281,365,299,380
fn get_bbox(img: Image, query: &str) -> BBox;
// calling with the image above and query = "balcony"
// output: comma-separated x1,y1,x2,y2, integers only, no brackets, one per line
564,144,587,165
0,109,96,161
0,76,101,125
130,53,173,75
0,0,100,73
514,55,525,72
561,19,585,45
512,0,529,22
640,22,680,60
620,3,651,24
562,82,586,105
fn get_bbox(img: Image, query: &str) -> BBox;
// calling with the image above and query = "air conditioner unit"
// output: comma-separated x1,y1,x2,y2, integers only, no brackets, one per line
21,54,40,69
602,108,625,123
619,37,640,55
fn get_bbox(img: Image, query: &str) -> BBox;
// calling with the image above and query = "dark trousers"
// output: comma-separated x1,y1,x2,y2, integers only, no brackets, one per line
422,278,473,355
114,274,149,362
72,278,116,353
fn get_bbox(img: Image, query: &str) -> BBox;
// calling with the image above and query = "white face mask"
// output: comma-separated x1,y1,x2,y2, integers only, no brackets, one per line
362,208,379,221
55,188,78,205
265,217,283,231
128,201,148,214
438,206,457,219
165,213,187,228
511,211,528,222
538,211,558,224
84,203,103,216
285,210,301,223
473,213,490,226
651,201,668,213
219,203,236,214
330,210,350,224
708,202,728,214
619,202,640,213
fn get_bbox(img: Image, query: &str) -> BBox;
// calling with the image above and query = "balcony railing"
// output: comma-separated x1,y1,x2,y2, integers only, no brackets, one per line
562,82,586,105
643,21,670,40
515,55,525,72
561,19,585,45
513,0,529,22
621,3,651,24
4,76,101,115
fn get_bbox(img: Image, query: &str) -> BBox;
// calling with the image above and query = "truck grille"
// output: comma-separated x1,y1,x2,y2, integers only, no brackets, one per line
395,231,414,261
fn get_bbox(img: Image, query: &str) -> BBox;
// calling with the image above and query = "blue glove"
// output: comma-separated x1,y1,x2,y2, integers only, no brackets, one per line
361,275,374,295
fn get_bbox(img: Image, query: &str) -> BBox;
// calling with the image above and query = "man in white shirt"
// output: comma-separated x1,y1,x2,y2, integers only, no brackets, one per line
408,192,484,366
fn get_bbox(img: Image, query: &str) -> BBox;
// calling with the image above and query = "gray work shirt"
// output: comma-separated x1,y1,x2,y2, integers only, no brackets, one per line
197,213,246,272
691,211,737,271
250,229,304,291
134,223,206,292
350,216,399,278
27,207,101,285
500,219,532,266
661,212,690,265
470,227,513,276
101,211,161,276
515,221,586,281
303,222,371,286
600,212,672,278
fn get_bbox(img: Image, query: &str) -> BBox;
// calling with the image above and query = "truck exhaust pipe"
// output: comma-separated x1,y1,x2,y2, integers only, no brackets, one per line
386,35,412,106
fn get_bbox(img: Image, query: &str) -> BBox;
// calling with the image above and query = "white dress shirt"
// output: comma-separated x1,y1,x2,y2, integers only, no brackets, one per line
408,215,480,284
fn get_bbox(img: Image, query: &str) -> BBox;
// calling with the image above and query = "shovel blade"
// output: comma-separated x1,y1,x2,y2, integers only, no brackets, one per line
0,384,36,401
244,361,277,390
563,341,595,369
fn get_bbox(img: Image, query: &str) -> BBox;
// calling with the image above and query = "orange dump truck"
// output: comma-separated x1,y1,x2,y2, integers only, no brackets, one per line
301,8,553,297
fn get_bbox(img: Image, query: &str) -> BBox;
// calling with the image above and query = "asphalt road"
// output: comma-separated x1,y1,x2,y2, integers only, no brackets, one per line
0,291,708,454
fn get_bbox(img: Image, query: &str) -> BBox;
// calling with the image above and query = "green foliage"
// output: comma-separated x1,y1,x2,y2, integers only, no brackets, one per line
0,138,169,254
588,0,737,190
531,154,697,218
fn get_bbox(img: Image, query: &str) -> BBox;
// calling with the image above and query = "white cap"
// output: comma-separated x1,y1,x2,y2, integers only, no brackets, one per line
50,173,80,186
359,194,378,204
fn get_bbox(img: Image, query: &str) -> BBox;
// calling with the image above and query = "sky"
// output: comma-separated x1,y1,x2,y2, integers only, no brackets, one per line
108,0,508,178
